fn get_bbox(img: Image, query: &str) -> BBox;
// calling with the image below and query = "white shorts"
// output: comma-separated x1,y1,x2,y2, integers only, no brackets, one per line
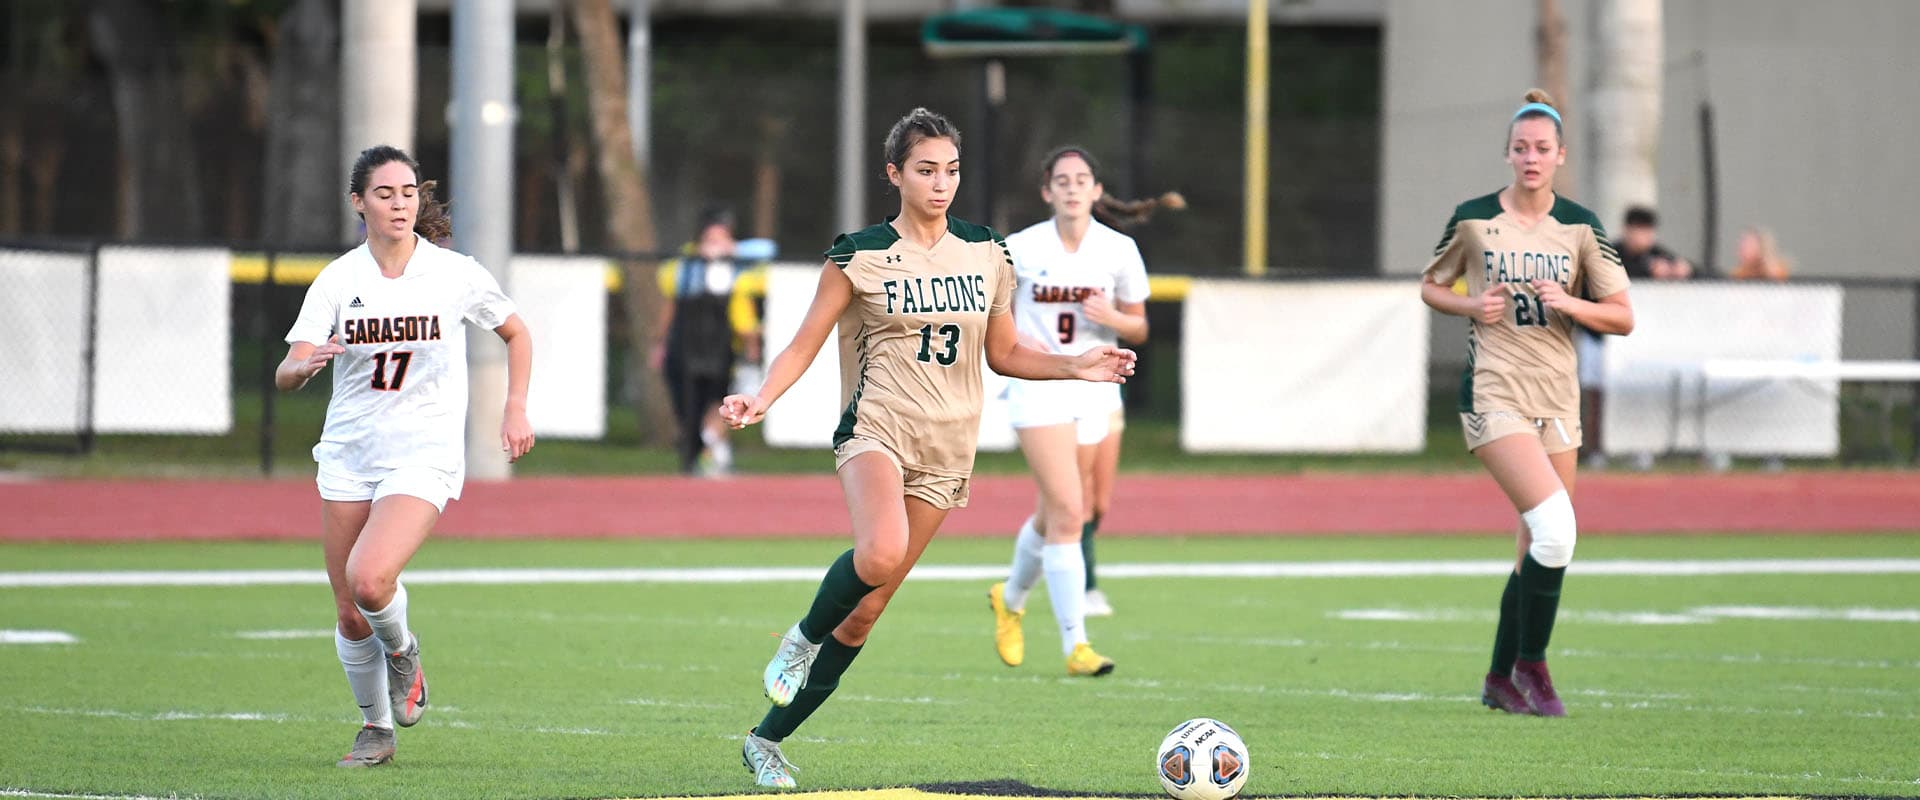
317,464,461,512
1006,378,1120,446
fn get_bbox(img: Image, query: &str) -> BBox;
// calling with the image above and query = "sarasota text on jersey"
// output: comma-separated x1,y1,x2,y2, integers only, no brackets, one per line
342,315,444,345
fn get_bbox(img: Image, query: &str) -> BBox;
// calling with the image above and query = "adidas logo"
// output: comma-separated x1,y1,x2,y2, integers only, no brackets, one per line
349,296,364,308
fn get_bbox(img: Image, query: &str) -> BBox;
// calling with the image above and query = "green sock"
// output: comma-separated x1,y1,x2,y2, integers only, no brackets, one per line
1489,570,1522,674
797,549,880,644
1516,554,1567,662
756,635,864,741
1080,514,1101,591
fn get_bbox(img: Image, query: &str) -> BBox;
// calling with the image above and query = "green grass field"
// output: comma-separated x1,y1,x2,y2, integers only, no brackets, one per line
3,534,1918,799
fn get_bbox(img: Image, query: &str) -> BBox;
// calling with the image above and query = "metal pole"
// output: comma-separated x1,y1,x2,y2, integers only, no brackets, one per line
80,244,99,455
452,0,516,481
837,0,868,233
341,0,418,243
1698,99,1719,276
260,250,278,476
980,59,1005,230
1243,0,1269,277
627,0,651,172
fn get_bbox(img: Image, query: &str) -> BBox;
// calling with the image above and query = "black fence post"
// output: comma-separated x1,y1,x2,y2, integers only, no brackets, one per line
260,249,278,476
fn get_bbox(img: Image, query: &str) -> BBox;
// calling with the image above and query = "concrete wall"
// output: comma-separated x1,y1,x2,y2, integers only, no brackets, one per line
1383,0,1920,282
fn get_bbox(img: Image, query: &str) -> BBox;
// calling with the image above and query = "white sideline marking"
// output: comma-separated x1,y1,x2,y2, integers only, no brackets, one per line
0,790,186,800
1334,605,1920,625
233,629,332,640
20,707,286,723
0,630,77,644
4,558,1919,588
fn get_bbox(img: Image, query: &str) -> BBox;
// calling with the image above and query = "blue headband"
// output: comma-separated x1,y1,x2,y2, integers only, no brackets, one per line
1514,102,1562,125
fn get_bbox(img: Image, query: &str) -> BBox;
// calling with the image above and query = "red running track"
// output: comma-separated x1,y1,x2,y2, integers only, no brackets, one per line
2,472,1915,541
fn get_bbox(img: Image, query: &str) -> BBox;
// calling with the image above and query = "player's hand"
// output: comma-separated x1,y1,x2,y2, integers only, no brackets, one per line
1478,285,1512,325
720,393,766,429
1531,279,1580,314
1080,289,1118,327
1071,346,1137,384
303,335,346,379
501,407,535,462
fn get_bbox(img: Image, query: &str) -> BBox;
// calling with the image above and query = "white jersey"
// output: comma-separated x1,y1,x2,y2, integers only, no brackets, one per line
1004,218,1150,357
285,236,517,486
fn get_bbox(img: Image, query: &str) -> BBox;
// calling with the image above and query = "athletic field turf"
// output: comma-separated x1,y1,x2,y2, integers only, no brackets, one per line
2,534,1916,799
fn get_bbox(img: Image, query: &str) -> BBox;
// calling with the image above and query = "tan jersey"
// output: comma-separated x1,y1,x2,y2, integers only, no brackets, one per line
1423,191,1629,418
827,217,1016,477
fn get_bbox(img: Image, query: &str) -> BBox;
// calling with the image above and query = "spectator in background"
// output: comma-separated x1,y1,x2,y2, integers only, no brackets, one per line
1617,206,1697,281
652,207,776,477
1728,226,1792,281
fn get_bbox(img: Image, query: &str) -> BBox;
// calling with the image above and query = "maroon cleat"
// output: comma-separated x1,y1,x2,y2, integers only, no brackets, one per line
1511,659,1566,717
1481,671,1532,714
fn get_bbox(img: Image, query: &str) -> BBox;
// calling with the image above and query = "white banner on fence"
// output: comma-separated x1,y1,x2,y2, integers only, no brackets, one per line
1182,280,1428,453
510,255,608,439
761,263,1015,451
0,249,91,433
1599,282,1842,457
93,247,231,433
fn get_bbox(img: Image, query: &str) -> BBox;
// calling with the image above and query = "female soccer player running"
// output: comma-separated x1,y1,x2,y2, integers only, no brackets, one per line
987,147,1152,675
1421,91,1633,717
277,146,535,766
723,109,1136,788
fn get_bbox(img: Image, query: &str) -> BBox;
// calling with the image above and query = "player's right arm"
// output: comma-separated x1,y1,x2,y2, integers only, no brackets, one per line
720,260,854,429
1419,208,1508,325
276,335,346,392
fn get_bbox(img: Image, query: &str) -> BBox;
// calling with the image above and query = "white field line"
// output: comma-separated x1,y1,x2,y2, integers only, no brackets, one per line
232,629,332,640
1332,605,1920,625
5,558,1920,588
0,630,78,644
0,790,193,800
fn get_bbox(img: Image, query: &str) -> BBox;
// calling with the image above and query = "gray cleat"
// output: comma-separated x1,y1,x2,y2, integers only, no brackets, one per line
742,730,799,788
336,724,395,768
762,623,819,708
387,636,429,727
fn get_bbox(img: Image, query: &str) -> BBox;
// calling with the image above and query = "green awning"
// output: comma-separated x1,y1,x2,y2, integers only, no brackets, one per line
921,8,1148,58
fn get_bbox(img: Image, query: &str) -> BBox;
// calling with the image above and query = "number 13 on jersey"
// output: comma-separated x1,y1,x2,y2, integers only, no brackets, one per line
916,323,960,366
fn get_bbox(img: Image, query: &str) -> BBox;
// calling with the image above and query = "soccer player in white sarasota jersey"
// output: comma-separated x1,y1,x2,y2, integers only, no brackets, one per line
276,145,536,767
988,146,1154,678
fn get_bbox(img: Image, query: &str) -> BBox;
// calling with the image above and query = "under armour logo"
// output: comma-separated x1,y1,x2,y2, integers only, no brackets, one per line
885,254,903,264
349,296,365,308
1484,227,1500,236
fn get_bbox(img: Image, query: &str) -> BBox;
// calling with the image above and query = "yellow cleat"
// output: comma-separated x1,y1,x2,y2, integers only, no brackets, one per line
1066,642,1116,677
988,582,1024,667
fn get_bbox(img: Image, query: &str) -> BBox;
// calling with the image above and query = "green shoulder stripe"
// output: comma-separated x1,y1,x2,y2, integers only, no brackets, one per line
1550,196,1622,266
948,215,1014,269
824,223,902,268
1433,191,1502,255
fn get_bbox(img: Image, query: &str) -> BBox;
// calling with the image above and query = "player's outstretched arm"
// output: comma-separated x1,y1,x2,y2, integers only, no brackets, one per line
721,260,854,429
494,314,536,461
983,312,1136,383
275,335,345,392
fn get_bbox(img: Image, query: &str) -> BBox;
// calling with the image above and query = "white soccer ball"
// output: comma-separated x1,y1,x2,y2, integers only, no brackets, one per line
1156,718,1249,800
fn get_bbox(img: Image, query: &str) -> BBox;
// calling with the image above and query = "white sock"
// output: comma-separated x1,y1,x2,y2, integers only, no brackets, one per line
710,438,733,470
1042,543,1089,656
336,629,393,728
1002,517,1045,611
356,582,413,655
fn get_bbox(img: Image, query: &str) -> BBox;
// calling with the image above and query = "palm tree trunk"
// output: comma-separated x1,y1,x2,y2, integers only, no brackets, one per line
1587,0,1663,234
566,0,674,445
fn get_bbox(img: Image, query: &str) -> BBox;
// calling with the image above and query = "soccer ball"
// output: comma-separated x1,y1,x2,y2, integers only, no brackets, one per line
1156,718,1249,800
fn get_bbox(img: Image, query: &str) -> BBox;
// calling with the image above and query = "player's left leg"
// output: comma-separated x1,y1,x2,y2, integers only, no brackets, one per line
1083,420,1121,615
345,492,441,728
746,496,948,788
1508,446,1580,715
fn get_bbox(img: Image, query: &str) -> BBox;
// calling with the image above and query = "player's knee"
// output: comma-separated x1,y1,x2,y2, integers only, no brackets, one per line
1041,500,1084,543
1522,489,1577,568
852,543,904,585
345,569,397,610
335,604,373,640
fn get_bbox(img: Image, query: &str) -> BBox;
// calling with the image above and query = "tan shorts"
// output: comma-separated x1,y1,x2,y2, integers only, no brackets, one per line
1461,411,1583,454
833,436,971,510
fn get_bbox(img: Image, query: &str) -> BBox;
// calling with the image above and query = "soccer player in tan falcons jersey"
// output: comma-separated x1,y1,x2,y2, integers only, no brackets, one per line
1421,89,1634,717
718,108,1136,788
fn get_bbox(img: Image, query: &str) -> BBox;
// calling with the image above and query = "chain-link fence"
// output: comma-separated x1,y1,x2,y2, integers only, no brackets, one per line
4,240,1915,474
